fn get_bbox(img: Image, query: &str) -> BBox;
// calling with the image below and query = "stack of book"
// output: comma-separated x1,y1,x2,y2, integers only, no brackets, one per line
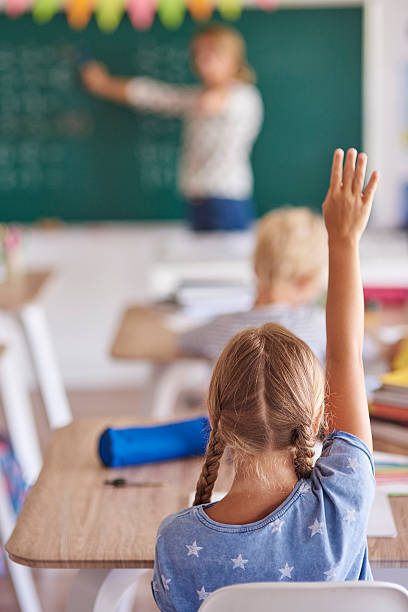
374,451,408,496
175,279,254,320
370,368,408,448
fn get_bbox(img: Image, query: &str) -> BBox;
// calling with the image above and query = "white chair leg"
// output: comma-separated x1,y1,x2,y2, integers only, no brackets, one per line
65,570,111,612
151,363,185,420
65,568,152,612
0,347,42,483
19,303,72,430
150,361,211,420
0,472,42,612
94,568,152,612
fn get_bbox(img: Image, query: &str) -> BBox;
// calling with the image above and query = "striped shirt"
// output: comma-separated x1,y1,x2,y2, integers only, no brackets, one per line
125,79,263,200
179,304,327,364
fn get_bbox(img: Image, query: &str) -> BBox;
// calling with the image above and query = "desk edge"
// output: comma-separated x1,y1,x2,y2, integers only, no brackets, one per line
7,551,155,570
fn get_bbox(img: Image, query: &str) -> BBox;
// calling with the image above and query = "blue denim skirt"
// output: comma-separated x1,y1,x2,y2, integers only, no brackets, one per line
189,198,254,232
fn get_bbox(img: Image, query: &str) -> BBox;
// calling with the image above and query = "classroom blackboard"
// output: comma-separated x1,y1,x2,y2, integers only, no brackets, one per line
0,9,362,222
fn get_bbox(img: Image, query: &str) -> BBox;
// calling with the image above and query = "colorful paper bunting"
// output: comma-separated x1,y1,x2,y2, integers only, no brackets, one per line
4,0,273,30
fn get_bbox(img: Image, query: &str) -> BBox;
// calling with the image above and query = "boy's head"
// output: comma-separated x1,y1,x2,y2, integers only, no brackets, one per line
254,207,327,304
190,24,255,87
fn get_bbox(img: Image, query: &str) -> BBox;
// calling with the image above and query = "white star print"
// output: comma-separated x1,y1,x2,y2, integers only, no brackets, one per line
279,562,294,579
299,481,311,494
231,553,248,569
197,586,210,601
152,581,158,592
345,508,356,524
186,540,203,557
161,575,171,590
346,457,358,472
308,518,324,537
324,565,337,580
271,518,285,533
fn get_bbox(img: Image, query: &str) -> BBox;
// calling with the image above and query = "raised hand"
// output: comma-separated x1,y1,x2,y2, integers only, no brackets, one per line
324,148,379,451
322,148,379,243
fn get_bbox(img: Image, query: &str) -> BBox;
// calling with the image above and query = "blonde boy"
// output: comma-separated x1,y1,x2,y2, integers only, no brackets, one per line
179,207,328,363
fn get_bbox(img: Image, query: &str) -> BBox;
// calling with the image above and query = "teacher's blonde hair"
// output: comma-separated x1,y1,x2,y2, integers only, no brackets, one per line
190,23,256,84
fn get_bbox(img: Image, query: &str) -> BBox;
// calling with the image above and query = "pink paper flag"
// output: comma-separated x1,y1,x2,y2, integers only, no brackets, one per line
128,0,155,30
257,0,278,10
5,0,31,18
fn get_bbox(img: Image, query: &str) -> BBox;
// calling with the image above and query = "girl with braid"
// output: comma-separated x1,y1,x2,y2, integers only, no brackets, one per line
151,149,379,611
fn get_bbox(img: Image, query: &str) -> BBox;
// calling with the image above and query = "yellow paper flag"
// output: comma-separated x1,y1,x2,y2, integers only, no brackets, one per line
32,0,61,23
96,0,124,31
218,0,241,20
158,0,185,29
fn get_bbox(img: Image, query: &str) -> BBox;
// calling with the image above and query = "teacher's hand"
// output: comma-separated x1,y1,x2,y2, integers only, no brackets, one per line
81,62,112,97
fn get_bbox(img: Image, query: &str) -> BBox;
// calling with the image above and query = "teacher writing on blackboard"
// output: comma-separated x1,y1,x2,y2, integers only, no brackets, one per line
81,24,263,232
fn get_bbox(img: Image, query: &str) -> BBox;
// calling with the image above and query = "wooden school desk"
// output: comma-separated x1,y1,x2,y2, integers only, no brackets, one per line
111,305,181,362
111,305,211,419
6,418,408,612
0,271,71,430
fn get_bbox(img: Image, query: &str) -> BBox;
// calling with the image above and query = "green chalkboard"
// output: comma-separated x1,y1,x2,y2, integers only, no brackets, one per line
0,8,362,222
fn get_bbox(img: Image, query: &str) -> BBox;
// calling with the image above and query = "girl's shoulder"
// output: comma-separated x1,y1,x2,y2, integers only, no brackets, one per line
157,506,197,539
311,431,375,510
320,430,374,468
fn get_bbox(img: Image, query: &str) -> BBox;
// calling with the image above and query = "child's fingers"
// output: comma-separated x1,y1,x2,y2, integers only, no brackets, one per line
343,148,357,191
362,171,380,205
352,153,367,194
329,148,344,190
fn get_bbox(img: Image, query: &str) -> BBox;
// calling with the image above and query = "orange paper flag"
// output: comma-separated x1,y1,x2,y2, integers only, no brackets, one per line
66,0,93,29
189,0,212,21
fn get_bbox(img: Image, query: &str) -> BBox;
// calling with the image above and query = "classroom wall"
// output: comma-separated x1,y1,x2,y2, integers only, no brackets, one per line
0,8,362,222
366,0,408,228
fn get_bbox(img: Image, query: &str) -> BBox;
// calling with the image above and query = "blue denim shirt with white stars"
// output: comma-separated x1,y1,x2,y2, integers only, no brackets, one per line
152,431,375,611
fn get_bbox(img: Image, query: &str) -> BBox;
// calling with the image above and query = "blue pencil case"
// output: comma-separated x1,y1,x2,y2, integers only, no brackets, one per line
98,417,211,467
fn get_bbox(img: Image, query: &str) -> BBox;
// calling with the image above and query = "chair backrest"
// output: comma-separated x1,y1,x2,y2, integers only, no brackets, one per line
199,581,408,612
